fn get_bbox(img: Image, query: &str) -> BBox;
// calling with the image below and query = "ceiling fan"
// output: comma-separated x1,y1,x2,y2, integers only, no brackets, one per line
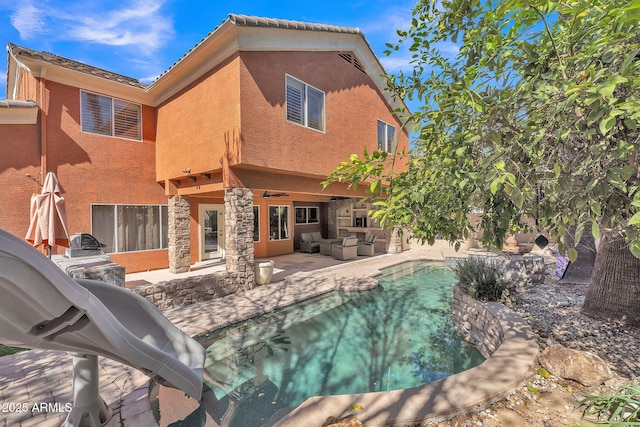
262,191,289,198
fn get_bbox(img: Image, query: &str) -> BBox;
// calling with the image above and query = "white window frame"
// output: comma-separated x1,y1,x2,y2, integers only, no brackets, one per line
286,74,325,132
253,205,260,242
377,119,397,153
80,90,142,141
91,203,168,253
295,207,320,224
269,205,290,241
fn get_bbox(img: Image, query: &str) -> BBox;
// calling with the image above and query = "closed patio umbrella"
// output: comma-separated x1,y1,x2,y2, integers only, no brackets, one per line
25,171,70,257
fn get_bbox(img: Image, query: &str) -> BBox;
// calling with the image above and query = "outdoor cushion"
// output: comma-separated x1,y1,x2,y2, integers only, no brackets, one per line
300,232,313,242
310,231,323,242
341,236,359,247
332,237,359,260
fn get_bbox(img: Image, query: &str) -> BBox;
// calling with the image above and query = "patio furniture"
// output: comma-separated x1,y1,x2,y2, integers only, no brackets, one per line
319,238,343,255
331,236,359,260
300,232,321,253
357,234,377,256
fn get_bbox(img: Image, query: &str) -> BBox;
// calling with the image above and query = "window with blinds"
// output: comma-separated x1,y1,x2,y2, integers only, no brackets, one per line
81,91,141,141
377,119,397,153
286,75,325,132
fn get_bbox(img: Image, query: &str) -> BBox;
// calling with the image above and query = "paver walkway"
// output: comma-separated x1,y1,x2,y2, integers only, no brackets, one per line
1,248,447,427
1,243,529,427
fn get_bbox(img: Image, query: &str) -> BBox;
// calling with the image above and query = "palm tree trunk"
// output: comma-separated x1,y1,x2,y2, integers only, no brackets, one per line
582,230,640,326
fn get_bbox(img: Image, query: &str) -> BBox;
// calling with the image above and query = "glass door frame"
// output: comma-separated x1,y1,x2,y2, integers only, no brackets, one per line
198,204,225,261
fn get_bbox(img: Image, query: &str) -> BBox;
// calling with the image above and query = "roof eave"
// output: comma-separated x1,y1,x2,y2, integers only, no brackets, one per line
148,17,411,121
0,100,39,124
146,19,238,106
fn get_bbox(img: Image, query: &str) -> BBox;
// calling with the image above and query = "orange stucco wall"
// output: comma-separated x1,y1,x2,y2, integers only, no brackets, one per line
253,197,294,258
1,79,168,272
155,50,408,190
0,123,42,239
238,51,409,178
155,54,242,183
45,81,164,254
3,48,409,272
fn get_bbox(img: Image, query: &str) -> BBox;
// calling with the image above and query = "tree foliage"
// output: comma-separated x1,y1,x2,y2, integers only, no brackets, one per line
324,0,640,260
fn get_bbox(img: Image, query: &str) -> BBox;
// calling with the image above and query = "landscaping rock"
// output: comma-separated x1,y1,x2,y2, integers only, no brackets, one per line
538,344,614,386
322,414,365,427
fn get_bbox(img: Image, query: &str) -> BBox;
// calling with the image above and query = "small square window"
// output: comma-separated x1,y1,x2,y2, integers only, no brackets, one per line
81,90,141,141
286,75,325,132
295,207,319,224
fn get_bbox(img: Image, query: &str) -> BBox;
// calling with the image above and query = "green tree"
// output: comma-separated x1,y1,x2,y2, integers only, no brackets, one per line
324,0,640,325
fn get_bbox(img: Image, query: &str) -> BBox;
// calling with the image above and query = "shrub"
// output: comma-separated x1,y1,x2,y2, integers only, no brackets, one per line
572,381,639,426
452,257,510,302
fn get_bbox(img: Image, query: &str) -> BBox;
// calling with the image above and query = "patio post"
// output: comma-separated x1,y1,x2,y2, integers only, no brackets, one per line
224,188,255,290
168,195,191,273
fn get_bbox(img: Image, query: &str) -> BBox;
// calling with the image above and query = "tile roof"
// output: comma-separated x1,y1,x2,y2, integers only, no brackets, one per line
8,14,367,90
228,13,362,35
7,43,148,89
151,14,365,83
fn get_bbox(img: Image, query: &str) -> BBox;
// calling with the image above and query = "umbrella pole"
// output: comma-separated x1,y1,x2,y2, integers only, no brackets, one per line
48,245,52,259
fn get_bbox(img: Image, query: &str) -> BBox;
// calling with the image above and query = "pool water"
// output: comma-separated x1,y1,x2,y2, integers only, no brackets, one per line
179,262,484,427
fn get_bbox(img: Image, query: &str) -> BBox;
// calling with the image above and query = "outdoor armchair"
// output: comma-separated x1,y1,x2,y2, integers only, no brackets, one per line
331,236,359,260
300,232,320,253
357,234,377,256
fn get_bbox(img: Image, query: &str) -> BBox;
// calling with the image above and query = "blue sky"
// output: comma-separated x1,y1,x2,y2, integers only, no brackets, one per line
0,0,423,100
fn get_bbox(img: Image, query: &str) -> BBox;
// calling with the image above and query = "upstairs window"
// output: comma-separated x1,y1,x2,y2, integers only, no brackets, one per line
81,91,142,141
286,75,325,132
377,119,396,153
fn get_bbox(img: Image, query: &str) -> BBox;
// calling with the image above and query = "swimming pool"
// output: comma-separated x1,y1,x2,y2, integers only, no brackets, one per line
185,261,484,427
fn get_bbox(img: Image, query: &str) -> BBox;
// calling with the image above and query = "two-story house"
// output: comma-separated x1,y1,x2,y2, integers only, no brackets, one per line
0,14,409,283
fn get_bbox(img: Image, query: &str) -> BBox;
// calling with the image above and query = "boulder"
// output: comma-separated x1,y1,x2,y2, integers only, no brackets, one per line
322,414,365,427
538,344,614,386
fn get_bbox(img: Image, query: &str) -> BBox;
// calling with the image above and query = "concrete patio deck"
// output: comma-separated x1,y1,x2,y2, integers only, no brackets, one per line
0,243,537,427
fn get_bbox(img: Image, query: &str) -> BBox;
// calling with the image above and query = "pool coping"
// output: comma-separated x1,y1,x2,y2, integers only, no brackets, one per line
0,250,539,427
164,252,539,427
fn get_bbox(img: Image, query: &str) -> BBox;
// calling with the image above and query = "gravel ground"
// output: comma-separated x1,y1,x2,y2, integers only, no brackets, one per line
511,270,640,380
429,260,640,427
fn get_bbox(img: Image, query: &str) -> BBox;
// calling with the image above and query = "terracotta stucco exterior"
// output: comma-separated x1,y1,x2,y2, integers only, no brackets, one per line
1,15,410,272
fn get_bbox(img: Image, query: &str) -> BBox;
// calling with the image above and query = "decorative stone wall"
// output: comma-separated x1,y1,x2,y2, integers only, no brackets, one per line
475,254,546,286
451,286,504,358
168,195,191,273
224,188,255,291
130,271,240,311
447,254,546,287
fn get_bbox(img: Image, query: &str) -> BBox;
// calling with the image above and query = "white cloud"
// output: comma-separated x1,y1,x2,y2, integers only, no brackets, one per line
437,41,460,56
380,53,414,74
358,5,413,43
10,4,47,40
66,1,174,54
8,0,174,55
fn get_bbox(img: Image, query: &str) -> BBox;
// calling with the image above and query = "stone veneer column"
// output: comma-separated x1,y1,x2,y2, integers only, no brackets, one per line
168,195,191,274
224,188,255,290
